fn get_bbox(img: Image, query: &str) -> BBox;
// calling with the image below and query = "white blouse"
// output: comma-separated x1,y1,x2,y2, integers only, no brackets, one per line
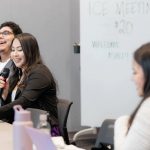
11,86,18,102
114,97,150,150
0,59,10,73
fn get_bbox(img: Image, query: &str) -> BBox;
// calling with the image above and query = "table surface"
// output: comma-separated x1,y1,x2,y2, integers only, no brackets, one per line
0,121,84,150
0,122,13,150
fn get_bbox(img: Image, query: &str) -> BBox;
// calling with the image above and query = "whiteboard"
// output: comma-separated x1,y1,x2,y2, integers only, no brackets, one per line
80,0,150,127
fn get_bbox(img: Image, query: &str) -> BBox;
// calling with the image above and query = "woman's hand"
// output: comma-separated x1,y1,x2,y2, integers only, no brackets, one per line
0,76,9,100
0,76,6,89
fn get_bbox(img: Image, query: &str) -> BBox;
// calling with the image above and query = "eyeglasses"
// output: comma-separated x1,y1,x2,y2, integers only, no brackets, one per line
0,31,13,36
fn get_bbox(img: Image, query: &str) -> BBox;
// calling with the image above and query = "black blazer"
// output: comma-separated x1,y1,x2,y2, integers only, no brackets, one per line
0,64,58,125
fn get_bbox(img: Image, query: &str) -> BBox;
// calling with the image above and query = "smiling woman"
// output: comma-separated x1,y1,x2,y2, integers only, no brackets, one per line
11,38,26,69
0,33,60,136
114,43,150,150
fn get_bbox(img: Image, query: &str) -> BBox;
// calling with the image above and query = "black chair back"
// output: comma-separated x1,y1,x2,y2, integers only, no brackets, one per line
57,99,73,144
92,119,115,150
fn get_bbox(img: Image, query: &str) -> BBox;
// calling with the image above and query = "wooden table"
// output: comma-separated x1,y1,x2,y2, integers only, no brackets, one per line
0,122,13,150
0,121,84,150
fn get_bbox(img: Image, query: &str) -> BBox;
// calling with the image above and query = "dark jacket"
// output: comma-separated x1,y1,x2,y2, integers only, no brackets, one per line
0,60,17,78
0,64,58,125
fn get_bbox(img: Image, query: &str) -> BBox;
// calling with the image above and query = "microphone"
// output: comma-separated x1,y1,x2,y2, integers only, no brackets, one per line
0,68,10,97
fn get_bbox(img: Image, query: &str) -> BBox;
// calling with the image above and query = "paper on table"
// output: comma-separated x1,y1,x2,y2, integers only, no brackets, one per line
25,126,56,150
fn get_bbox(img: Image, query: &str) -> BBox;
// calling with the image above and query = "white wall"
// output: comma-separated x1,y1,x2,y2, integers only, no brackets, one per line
0,0,81,131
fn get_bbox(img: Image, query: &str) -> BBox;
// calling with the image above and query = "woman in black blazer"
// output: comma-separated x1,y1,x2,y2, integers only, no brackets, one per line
0,33,58,130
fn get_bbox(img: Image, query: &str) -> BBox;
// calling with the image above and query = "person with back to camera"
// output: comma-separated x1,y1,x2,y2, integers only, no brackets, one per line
114,43,150,150
0,21,22,106
0,33,60,136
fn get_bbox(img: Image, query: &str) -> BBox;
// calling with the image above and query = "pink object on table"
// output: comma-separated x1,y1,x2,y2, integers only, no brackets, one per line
25,126,57,150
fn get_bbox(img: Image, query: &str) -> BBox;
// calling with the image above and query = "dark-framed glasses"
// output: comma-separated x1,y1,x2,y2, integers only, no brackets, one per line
0,31,13,36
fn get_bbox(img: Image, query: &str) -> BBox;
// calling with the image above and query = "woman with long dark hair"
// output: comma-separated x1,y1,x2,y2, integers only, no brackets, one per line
0,33,59,136
114,43,150,150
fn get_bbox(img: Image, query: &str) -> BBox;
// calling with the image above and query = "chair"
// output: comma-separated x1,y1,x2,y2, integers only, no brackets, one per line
91,119,115,150
26,108,48,128
26,99,73,144
57,98,73,145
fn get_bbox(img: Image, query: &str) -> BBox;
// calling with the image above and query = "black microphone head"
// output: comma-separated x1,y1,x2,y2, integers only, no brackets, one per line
1,68,10,78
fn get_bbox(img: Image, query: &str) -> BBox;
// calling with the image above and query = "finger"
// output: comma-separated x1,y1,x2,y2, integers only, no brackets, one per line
0,76,5,80
0,79,6,88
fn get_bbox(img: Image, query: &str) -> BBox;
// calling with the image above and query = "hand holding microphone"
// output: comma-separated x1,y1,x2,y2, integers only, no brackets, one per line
0,68,10,99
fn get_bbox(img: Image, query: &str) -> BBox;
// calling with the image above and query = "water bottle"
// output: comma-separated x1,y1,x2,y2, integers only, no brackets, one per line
13,105,33,150
37,113,51,135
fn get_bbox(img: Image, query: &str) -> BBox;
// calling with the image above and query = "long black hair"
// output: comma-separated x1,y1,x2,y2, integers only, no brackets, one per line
10,33,57,92
11,33,44,87
128,43,150,130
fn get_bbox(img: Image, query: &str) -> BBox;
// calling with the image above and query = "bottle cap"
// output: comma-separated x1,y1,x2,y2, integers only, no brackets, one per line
13,105,32,122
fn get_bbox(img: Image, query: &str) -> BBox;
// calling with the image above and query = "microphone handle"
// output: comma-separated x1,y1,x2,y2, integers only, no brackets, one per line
0,78,7,100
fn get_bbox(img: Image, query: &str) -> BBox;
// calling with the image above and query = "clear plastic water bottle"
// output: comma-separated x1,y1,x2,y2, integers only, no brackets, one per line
37,113,51,135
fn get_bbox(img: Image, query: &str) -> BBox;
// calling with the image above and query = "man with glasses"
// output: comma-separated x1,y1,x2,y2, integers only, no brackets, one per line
0,21,22,106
